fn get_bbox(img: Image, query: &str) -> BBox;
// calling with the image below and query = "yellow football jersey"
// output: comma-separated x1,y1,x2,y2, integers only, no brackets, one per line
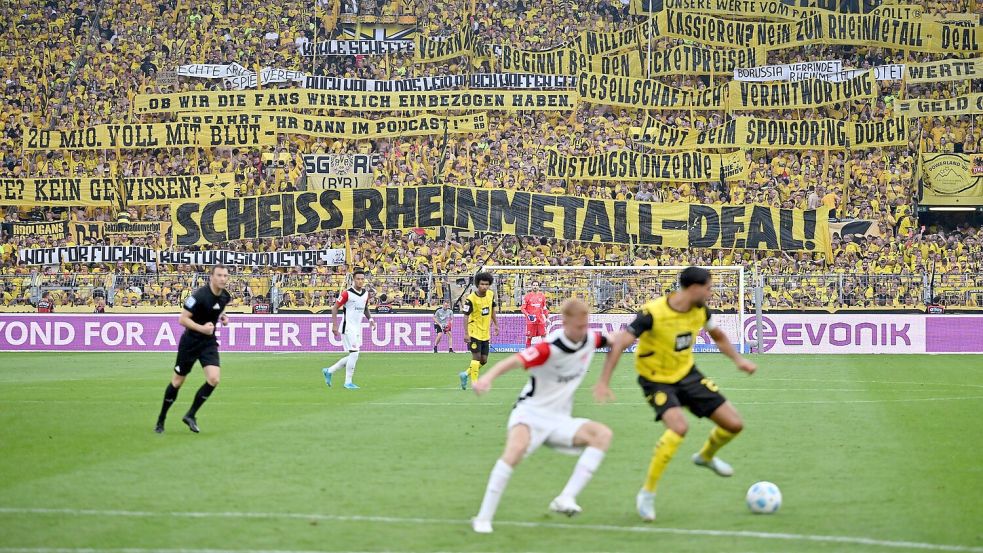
630,295,713,384
463,291,496,341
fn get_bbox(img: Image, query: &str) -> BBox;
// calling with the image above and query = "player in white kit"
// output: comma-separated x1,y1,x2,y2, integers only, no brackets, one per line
322,269,376,390
469,298,613,534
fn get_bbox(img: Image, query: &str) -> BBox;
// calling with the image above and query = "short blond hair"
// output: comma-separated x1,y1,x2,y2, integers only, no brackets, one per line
560,298,589,317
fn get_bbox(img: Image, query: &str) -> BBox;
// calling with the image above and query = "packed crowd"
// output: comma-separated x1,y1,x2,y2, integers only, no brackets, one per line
1,0,982,310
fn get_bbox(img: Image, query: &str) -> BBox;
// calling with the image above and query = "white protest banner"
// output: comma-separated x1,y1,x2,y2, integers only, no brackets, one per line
224,67,307,90
301,41,414,56
177,63,249,79
304,73,575,91
734,60,844,81
19,246,346,267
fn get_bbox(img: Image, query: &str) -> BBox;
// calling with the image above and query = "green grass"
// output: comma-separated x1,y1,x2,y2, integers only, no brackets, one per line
0,352,981,553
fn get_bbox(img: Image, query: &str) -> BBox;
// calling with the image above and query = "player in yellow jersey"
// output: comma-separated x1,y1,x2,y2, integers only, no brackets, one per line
458,272,499,390
593,267,756,522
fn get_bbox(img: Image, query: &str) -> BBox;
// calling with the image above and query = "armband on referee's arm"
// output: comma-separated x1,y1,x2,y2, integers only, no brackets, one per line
626,310,653,337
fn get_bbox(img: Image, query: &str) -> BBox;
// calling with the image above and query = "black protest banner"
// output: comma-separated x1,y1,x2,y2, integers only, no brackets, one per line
170,185,831,255
170,187,445,247
1,221,68,239
442,185,832,254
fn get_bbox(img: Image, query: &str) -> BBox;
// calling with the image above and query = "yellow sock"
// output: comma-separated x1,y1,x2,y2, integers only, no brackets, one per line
468,360,481,383
698,426,737,462
643,429,683,493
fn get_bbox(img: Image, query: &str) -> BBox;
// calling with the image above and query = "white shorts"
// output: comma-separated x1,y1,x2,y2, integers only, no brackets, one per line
507,406,589,457
342,329,362,351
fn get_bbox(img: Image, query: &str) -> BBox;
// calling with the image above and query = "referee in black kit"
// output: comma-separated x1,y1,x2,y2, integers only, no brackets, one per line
155,264,232,434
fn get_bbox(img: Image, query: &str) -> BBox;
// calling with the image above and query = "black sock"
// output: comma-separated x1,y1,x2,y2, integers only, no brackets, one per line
185,383,215,418
157,384,179,424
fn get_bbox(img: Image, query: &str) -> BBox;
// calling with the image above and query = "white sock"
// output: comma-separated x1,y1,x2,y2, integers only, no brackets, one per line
345,351,360,385
476,459,513,522
560,447,605,500
327,355,348,375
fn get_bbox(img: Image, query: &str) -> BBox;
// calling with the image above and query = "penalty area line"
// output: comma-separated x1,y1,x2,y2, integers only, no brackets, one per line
0,507,980,552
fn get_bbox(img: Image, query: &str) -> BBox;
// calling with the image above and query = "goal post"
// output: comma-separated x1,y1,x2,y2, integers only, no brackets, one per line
481,265,754,354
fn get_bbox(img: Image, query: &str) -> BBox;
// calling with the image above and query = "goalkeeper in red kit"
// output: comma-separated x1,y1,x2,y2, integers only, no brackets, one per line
521,282,549,348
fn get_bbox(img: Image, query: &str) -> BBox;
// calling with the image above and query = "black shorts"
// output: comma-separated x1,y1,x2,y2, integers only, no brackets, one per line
174,333,220,376
434,323,450,333
638,366,726,422
469,338,490,357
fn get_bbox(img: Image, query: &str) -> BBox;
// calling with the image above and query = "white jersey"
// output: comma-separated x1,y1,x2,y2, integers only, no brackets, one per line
336,287,369,334
515,329,608,416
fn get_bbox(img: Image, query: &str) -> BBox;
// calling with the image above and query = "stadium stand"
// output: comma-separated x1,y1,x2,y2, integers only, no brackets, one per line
2,0,982,312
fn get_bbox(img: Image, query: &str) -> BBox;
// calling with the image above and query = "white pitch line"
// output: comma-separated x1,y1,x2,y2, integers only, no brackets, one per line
0,550,422,553
747,377,983,389
0,507,983,553
413,387,940,393
0,508,979,552
2,397,981,408
0,549,560,553
0,549,753,553
365,396,983,407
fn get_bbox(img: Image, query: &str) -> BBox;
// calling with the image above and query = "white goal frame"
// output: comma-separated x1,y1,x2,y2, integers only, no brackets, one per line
483,265,747,354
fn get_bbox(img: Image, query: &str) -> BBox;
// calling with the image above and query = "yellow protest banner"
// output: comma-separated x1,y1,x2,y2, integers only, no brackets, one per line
472,43,643,76
133,90,578,114
791,13,982,54
544,149,748,181
921,153,983,206
179,112,487,139
629,10,982,54
647,44,766,76
870,4,924,19
68,219,172,246
896,93,983,118
729,71,878,110
572,19,654,55
0,174,236,207
905,57,983,83
414,26,475,62
632,116,907,150
22,123,276,151
630,0,817,20
577,72,729,110
663,10,768,48
22,124,236,152
171,184,831,255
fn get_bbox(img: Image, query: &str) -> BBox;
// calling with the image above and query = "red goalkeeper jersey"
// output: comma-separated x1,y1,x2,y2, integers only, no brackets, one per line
521,292,548,322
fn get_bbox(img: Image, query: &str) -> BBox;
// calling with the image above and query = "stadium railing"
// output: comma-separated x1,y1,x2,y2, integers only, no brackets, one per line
5,271,983,311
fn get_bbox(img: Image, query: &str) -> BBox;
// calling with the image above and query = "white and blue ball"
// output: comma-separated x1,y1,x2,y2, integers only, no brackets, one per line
746,481,782,514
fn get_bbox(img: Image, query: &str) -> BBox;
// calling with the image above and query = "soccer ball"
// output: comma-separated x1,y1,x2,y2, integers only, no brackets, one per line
746,481,782,514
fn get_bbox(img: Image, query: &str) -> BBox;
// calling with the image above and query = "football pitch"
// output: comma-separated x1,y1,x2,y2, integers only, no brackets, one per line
0,352,981,553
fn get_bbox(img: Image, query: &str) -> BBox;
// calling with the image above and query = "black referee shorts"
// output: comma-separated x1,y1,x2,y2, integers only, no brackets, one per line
639,366,727,422
174,333,220,376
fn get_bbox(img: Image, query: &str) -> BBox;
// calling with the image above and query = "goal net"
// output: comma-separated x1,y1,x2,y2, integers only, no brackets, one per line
481,265,751,354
